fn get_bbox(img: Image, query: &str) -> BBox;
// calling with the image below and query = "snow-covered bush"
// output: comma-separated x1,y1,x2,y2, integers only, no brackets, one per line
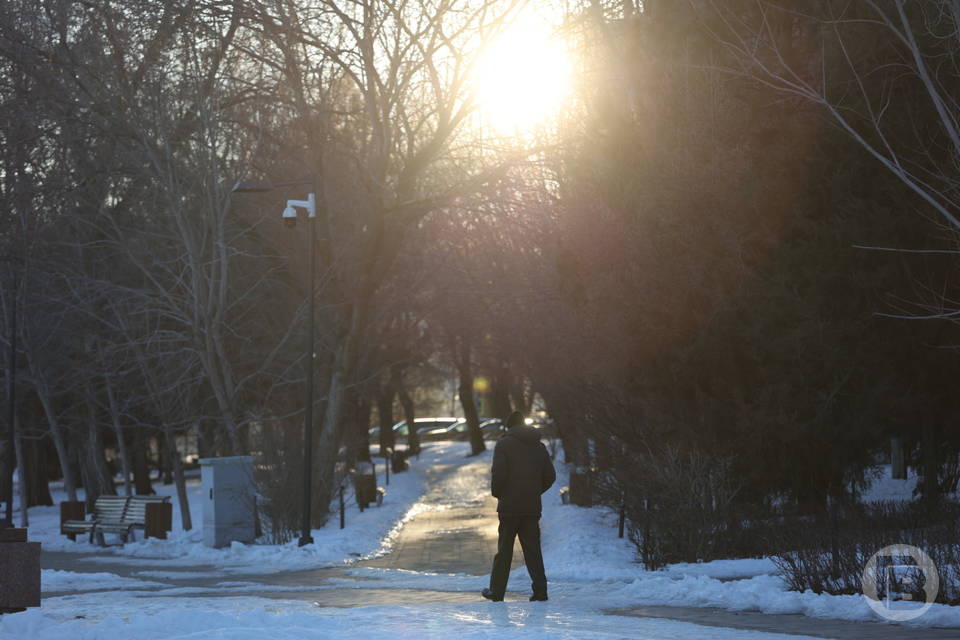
772,500,960,604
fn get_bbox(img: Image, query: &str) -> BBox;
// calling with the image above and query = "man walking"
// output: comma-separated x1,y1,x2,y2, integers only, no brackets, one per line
482,411,556,602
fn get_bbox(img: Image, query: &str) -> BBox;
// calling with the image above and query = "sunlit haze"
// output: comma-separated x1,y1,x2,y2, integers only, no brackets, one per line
472,12,572,135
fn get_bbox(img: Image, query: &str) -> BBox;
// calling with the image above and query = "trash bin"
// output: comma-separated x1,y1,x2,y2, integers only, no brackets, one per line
353,461,376,508
569,467,594,507
0,528,40,613
391,449,408,473
199,456,257,548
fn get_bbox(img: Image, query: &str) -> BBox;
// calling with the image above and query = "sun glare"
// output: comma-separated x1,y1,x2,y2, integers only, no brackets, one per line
472,13,572,136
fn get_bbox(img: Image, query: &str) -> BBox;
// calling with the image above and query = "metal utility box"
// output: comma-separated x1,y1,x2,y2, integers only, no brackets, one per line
199,456,257,548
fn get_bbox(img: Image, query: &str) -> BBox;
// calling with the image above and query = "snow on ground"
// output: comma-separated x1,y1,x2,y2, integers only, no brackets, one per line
536,458,960,629
860,464,921,502
18,443,462,575
6,440,960,638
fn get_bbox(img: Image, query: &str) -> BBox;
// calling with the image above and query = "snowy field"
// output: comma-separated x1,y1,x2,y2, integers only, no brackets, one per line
3,442,960,638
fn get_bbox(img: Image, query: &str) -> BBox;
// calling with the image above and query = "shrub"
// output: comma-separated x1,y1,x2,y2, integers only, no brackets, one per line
253,421,306,545
596,445,744,569
772,500,960,605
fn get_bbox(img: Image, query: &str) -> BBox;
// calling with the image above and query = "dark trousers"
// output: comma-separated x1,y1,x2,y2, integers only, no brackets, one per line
488,514,547,597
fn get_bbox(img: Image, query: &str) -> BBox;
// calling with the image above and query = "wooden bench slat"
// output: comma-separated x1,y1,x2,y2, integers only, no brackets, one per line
61,495,173,546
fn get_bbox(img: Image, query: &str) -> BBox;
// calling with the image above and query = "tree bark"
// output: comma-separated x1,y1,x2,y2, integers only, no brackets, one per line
160,433,174,485
392,365,419,454
33,378,77,501
376,373,396,456
491,361,513,421
455,336,485,456
0,440,8,513
132,430,155,495
105,376,133,496
24,437,52,507
354,395,372,463
14,421,27,527
86,394,116,498
891,437,906,480
165,428,192,531
922,422,939,505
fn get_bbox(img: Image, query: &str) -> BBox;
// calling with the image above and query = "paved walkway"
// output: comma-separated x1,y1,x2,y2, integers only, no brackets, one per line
610,605,960,640
39,451,959,637
357,461,521,576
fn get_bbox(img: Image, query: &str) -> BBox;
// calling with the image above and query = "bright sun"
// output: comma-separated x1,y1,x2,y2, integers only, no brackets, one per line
472,13,572,136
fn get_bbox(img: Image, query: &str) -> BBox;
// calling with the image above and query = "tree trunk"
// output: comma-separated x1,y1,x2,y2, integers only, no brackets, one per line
455,336,485,456
197,421,214,460
132,430,155,495
0,439,8,514
165,427,192,531
891,437,906,480
310,268,380,525
510,377,532,415
539,386,579,464
311,363,346,527
376,374,396,456
24,437,52,507
86,395,116,497
922,423,939,505
392,366,419,454
105,377,133,496
491,360,513,420
34,380,77,501
14,422,27,527
160,433,174,485
354,395,372,463
78,442,97,509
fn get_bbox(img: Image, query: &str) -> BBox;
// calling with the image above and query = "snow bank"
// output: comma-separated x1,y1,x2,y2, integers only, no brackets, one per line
20,443,465,574
526,455,960,628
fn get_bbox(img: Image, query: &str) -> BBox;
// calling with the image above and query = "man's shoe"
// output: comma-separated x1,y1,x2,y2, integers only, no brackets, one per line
482,588,504,602
529,593,548,602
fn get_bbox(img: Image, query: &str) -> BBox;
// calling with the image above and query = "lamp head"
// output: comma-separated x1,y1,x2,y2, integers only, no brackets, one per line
282,205,298,228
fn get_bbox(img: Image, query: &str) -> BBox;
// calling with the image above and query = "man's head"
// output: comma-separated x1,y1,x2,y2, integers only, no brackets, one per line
505,411,525,429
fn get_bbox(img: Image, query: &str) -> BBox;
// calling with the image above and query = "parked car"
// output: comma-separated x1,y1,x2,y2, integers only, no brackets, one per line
479,418,505,439
529,417,557,438
418,418,470,441
422,417,506,441
369,417,460,441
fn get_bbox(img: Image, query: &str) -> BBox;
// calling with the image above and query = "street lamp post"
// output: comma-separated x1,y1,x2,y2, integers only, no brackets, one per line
3,264,16,529
233,179,317,547
1,254,19,529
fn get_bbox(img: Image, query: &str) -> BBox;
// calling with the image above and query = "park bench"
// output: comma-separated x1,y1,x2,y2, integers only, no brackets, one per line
61,495,172,546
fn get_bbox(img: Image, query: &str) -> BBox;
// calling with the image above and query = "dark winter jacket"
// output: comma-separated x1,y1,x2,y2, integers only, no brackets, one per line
491,425,556,516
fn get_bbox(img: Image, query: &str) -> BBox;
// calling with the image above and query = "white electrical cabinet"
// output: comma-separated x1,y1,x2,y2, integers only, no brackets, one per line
199,456,256,548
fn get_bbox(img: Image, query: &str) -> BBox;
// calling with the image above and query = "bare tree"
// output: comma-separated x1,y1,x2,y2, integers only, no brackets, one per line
239,0,530,515
704,0,960,243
